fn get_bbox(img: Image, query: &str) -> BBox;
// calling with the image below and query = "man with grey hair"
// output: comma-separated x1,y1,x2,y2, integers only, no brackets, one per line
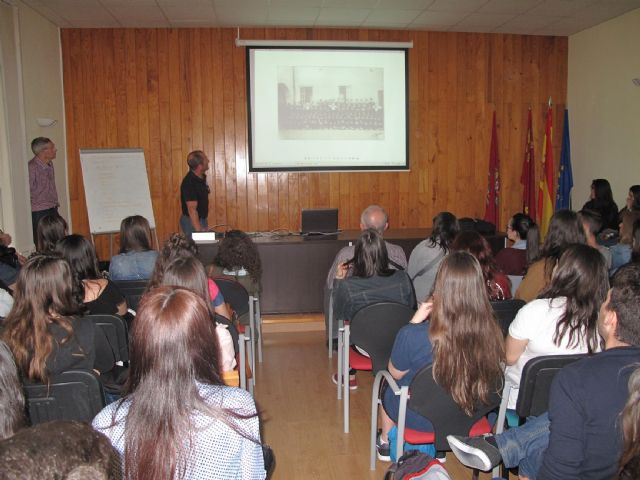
28,137,60,243
324,205,408,344
179,150,210,237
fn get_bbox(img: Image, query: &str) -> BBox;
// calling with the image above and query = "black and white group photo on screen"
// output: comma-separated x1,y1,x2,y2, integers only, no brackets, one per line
277,66,384,141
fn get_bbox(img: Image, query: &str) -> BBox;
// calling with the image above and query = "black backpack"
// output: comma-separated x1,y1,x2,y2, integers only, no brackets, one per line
385,450,451,480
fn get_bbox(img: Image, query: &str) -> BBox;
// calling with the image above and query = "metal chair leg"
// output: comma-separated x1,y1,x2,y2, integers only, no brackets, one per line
343,324,350,434
255,295,263,363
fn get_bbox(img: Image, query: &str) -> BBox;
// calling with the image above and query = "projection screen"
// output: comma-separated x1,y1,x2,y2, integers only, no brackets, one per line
246,47,409,172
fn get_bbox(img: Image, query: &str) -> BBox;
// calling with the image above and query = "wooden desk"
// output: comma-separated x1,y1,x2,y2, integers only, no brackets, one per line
197,229,505,315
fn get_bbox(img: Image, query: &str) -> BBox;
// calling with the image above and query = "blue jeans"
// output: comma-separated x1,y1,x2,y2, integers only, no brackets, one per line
495,413,550,479
180,215,208,238
0,261,19,285
610,243,631,274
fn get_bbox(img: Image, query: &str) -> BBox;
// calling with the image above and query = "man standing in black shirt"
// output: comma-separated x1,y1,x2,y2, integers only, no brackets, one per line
179,150,210,237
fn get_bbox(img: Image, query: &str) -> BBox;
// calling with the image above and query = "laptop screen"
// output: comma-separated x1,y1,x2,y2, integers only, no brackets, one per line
301,208,339,235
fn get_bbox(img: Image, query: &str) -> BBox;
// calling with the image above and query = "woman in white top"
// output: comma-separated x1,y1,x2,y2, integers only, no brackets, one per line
504,243,608,408
92,286,265,479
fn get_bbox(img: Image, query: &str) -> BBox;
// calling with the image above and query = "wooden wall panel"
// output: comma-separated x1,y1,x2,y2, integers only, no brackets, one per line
61,28,568,259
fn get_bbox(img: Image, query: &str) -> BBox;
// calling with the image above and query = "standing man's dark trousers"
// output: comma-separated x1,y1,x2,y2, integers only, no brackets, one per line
31,207,58,244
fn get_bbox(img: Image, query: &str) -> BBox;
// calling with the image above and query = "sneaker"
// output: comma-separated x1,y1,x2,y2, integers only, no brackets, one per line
376,432,391,462
446,434,502,471
435,451,447,463
331,372,357,390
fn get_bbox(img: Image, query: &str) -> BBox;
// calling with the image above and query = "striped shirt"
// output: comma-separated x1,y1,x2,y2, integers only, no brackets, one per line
28,156,58,212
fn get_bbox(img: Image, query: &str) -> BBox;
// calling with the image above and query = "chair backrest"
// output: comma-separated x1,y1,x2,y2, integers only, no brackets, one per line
86,314,129,363
515,353,587,418
214,277,250,317
23,370,106,425
349,302,415,374
113,279,148,311
408,366,502,452
491,299,526,336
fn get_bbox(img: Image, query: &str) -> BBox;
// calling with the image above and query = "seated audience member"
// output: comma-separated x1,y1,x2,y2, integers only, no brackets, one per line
0,231,21,290
579,208,612,269
109,215,158,281
0,420,120,480
209,229,262,326
581,178,619,232
515,209,586,302
619,367,640,479
611,185,640,271
148,254,236,372
325,205,407,341
376,251,504,461
408,211,459,302
332,228,414,323
630,219,640,264
332,228,414,389
2,255,115,383
582,178,618,231
495,213,539,276
150,233,231,320
92,287,265,479
448,263,640,480
505,244,607,408
0,340,24,440
452,230,512,300
34,212,67,254
56,234,127,317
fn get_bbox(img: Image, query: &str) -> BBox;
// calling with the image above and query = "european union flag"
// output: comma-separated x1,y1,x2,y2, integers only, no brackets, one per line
556,109,573,210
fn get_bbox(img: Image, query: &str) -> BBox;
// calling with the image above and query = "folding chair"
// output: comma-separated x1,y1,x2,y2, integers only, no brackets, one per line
23,370,106,425
214,278,257,391
371,365,500,477
491,299,526,337
337,302,414,433
113,279,148,312
492,353,587,477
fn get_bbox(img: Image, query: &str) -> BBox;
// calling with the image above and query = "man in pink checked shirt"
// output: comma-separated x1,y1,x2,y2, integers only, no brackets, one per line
28,137,60,243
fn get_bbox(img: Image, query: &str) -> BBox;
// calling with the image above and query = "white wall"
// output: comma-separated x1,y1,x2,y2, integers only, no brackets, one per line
568,8,640,209
0,0,67,252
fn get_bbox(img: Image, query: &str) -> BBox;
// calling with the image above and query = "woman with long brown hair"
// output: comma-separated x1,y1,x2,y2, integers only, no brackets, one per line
92,287,264,479
2,255,114,383
504,243,608,408
515,209,586,302
376,251,505,461
148,254,237,372
451,230,512,300
109,215,158,280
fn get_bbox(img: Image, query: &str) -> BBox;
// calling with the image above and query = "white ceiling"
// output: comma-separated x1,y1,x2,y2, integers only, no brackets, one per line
18,0,640,36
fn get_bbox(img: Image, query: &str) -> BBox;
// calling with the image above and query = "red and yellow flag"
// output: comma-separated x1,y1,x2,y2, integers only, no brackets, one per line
538,103,554,237
521,108,536,221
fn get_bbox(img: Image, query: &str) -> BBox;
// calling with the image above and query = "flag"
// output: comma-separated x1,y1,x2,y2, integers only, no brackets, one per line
538,102,555,237
521,108,536,221
555,109,573,210
484,111,500,228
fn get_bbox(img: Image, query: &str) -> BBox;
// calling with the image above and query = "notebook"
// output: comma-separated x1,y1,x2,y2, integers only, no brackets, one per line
300,208,339,238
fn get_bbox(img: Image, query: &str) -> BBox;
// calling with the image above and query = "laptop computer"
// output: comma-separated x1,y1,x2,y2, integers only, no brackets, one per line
301,208,339,238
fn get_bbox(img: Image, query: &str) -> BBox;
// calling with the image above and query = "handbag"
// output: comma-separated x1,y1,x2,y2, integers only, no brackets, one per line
0,245,20,269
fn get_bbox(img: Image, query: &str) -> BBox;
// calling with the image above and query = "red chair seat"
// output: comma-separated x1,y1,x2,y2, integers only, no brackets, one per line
403,416,492,445
349,348,372,371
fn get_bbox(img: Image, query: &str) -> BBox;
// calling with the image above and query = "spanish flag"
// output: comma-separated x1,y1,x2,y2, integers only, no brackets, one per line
538,102,554,237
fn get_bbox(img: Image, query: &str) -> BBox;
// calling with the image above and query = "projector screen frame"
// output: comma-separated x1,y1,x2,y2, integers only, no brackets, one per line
246,46,410,173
